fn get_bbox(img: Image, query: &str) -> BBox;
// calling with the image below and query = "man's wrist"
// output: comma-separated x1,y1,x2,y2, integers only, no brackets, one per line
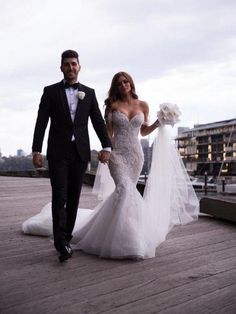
102,147,111,152
33,152,41,156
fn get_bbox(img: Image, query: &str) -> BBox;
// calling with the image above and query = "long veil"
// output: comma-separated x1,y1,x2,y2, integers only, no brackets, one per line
143,126,199,251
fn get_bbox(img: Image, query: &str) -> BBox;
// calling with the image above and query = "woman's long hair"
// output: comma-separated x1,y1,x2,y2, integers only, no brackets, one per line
104,72,138,121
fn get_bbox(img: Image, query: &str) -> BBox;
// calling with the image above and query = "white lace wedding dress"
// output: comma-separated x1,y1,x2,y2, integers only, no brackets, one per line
22,111,199,259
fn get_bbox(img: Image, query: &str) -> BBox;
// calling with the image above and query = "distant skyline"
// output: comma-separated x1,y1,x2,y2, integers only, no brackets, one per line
1,0,236,156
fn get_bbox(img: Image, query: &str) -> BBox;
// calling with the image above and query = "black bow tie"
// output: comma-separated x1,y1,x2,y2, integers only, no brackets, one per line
64,82,79,89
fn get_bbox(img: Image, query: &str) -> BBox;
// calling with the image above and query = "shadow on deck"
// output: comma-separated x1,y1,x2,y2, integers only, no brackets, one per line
0,176,236,314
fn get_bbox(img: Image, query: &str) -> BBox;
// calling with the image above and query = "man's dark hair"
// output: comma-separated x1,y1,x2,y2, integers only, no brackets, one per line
61,50,79,64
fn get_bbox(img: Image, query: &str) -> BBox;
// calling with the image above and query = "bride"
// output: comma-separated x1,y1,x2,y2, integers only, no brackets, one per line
23,72,199,260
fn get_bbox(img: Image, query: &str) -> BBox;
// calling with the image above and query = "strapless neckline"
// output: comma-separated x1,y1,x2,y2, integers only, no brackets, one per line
113,110,144,122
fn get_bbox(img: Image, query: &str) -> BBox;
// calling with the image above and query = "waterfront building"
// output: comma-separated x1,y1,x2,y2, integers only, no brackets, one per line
175,118,236,178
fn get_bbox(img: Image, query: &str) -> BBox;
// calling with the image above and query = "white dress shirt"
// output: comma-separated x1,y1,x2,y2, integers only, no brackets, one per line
65,85,111,152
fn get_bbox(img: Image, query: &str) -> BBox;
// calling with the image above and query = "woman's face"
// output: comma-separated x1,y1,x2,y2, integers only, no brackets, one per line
117,75,131,95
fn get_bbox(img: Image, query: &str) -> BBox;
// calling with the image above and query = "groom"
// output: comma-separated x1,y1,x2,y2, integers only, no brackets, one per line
32,50,111,262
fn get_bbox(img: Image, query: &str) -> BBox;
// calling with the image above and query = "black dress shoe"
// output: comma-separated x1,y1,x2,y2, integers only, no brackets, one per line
58,245,73,263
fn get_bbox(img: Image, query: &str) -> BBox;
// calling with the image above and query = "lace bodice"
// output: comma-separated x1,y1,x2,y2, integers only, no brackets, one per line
111,110,144,131
108,111,144,184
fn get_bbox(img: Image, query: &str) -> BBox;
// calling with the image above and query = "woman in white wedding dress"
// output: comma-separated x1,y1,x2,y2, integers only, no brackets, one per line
23,72,199,260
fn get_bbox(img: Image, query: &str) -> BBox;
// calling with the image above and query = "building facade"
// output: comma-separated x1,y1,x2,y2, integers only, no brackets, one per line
16,149,24,157
175,119,236,178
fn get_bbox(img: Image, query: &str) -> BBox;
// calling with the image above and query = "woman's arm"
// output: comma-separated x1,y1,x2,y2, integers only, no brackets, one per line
105,107,114,139
140,101,160,136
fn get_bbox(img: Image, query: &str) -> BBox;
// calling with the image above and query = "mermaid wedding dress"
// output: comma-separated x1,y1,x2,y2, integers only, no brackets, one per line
22,111,199,259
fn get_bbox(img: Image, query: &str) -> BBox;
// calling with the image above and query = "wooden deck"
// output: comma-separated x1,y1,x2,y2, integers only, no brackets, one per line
0,176,236,314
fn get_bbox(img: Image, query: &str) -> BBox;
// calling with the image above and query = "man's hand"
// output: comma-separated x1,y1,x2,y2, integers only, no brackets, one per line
32,152,43,168
98,150,111,164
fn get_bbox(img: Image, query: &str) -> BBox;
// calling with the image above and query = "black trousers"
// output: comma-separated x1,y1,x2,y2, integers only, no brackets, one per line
48,142,88,252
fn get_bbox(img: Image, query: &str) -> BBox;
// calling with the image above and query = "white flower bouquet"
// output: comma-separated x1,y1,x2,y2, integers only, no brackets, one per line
157,102,181,127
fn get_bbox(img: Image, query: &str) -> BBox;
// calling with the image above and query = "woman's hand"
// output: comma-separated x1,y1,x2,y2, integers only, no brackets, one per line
98,150,111,164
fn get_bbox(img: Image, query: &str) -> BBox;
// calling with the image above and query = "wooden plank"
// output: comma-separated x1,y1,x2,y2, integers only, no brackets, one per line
2,259,236,314
0,176,236,314
158,284,236,314
1,236,235,292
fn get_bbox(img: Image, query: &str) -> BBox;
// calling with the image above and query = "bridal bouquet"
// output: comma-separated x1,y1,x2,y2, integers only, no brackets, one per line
157,103,181,127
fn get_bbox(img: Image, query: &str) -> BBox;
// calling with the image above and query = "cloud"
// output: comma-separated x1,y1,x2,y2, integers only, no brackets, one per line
0,0,236,156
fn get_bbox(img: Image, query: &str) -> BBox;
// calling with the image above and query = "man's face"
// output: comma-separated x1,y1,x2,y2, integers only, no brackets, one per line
60,57,81,82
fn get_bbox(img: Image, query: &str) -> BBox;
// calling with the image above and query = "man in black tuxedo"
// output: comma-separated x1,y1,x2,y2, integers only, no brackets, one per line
32,50,111,262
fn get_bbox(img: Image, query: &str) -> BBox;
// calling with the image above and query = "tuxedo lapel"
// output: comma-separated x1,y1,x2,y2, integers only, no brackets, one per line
74,83,85,122
59,81,73,125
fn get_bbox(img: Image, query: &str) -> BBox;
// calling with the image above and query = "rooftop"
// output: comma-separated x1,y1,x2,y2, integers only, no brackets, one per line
0,176,236,314
191,118,236,132
176,118,236,139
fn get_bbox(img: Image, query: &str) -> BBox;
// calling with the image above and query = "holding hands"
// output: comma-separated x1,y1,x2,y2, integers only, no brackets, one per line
98,150,111,164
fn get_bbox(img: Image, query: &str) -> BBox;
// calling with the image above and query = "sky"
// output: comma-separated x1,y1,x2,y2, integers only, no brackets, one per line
0,0,236,157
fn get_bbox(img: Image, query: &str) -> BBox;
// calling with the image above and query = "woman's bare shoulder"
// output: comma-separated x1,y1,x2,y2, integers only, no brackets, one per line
139,100,149,113
110,101,120,111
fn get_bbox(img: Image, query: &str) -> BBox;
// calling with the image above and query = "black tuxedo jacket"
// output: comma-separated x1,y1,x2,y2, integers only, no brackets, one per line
32,81,111,162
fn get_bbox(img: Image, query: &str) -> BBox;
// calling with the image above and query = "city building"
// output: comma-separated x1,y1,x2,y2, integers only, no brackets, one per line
175,118,236,178
17,149,24,157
